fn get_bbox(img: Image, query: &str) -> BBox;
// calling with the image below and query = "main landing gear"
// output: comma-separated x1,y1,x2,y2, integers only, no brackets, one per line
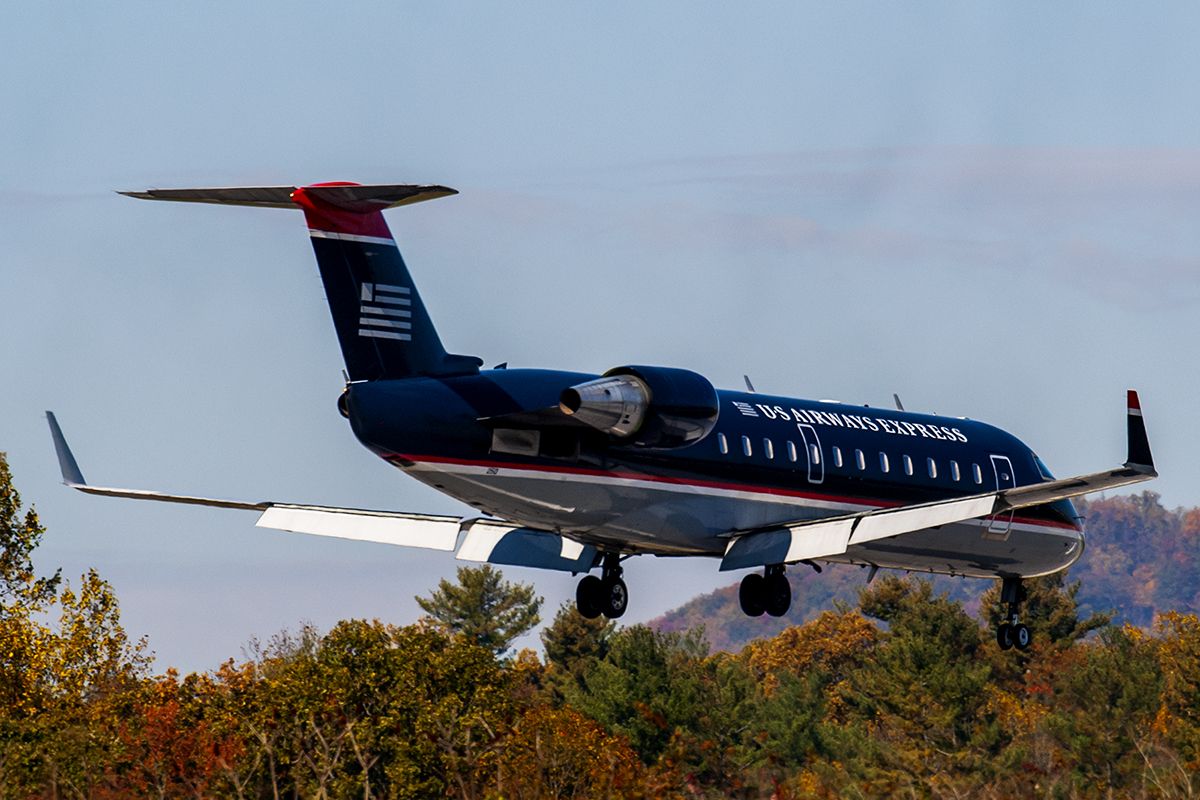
576,553,628,620
738,565,792,618
996,576,1032,651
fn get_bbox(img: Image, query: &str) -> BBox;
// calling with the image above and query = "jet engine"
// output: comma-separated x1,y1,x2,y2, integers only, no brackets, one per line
559,366,719,448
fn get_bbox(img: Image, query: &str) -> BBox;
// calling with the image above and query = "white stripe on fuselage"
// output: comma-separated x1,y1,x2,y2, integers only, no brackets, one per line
309,230,397,246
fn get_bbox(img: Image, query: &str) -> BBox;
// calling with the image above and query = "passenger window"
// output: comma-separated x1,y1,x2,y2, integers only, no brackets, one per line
833,446,844,468
903,455,914,476
763,438,775,460
855,449,866,470
717,433,728,455
927,457,938,479
809,444,820,465
787,441,798,462
742,435,753,457
972,463,983,484
879,452,890,472
951,460,961,482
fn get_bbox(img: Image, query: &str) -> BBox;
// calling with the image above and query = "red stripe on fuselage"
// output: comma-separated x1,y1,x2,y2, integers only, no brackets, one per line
384,452,1081,532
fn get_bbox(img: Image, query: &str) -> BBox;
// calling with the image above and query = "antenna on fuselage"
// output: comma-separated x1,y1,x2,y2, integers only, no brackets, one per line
743,375,756,393
892,393,905,411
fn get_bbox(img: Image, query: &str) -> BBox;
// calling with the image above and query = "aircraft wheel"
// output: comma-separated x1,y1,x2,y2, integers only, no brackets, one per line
1013,623,1032,651
739,573,766,617
996,623,1014,651
576,575,604,619
602,577,628,619
764,572,791,618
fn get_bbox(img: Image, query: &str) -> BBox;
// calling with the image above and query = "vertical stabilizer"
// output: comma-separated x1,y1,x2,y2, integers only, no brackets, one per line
120,182,482,381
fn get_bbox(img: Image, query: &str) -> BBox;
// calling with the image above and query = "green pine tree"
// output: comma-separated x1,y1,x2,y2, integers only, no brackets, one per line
415,565,542,656
540,601,615,696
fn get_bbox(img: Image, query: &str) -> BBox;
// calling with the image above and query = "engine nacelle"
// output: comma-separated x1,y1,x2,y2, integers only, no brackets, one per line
559,365,719,448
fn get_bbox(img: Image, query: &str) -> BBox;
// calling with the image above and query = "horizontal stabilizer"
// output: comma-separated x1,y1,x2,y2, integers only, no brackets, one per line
118,183,457,211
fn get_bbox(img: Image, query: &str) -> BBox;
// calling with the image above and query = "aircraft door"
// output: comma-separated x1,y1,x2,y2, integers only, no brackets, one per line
796,424,824,484
985,454,1016,539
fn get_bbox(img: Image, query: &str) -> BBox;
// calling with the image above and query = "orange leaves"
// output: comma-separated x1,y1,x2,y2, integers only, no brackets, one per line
490,705,651,799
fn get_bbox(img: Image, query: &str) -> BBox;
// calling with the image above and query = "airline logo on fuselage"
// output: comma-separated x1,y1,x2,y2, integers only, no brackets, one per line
735,402,969,444
359,282,412,342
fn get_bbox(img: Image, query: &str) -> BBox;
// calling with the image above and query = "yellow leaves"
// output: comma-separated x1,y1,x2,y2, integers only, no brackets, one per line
743,610,878,694
982,684,1046,735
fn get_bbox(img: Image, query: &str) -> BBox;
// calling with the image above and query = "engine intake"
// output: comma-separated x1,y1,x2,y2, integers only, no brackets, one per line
559,365,719,448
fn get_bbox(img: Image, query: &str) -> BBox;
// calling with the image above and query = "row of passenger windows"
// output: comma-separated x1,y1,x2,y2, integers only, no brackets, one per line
715,433,986,484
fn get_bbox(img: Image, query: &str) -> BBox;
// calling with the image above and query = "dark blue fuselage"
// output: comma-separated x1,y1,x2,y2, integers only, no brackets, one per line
342,369,1082,577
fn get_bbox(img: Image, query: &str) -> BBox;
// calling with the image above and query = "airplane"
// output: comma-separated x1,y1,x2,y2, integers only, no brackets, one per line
46,181,1158,653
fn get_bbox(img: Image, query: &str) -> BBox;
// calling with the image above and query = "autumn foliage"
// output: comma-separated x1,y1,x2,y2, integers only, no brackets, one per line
4,451,1200,798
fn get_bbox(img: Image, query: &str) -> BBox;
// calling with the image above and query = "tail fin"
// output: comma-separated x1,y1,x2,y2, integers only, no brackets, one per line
120,182,482,381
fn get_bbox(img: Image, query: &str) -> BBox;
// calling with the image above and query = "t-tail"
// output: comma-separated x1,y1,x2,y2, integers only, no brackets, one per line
119,182,482,381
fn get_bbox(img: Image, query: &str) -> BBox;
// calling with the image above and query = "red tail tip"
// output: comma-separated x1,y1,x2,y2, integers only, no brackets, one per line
1127,390,1141,411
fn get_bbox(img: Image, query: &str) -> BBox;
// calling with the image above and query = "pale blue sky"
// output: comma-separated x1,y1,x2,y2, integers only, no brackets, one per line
3,3,1199,671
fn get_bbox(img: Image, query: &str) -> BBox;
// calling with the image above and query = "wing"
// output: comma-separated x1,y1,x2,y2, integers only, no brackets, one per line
47,411,597,570
47,412,464,551
721,390,1157,571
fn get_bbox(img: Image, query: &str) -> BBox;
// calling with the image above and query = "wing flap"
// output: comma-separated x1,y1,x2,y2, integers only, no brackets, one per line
849,494,998,545
456,520,597,572
256,505,460,551
720,496,999,572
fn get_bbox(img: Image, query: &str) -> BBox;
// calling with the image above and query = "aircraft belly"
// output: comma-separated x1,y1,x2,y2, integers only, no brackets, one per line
832,520,1083,579
401,461,850,556
400,460,1083,577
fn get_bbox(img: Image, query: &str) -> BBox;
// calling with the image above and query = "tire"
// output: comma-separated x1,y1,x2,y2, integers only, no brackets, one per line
602,577,628,619
764,572,792,618
739,573,766,617
996,623,1014,650
576,575,604,619
1013,623,1032,651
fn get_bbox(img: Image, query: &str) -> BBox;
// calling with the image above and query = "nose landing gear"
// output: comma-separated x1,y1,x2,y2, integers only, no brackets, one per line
738,565,792,618
576,553,628,620
996,576,1032,651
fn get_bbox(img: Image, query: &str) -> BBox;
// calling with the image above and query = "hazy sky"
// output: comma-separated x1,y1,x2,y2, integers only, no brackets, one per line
3,3,1199,671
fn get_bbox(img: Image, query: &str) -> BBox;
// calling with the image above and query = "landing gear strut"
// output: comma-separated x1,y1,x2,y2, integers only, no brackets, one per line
738,565,791,618
996,576,1032,651
576,553,628,620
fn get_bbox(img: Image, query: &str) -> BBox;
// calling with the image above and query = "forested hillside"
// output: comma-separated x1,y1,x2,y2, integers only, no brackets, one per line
652,492,1200,652
5,455,1200,798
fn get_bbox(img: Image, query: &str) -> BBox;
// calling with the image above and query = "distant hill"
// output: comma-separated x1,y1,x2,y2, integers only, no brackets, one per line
650,492,1200,652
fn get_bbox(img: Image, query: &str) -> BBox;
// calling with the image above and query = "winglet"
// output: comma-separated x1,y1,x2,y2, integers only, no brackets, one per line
1125,390,1155,473
45,412,86,486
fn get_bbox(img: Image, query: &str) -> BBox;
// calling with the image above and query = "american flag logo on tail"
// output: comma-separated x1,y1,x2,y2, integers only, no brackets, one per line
359,282,412,341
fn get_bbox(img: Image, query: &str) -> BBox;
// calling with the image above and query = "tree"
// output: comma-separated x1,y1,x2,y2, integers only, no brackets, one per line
490,705,656,799
0,452,60,614
827,577,994,790
416,565,542,656
540,602,615,697
980,571,1110,652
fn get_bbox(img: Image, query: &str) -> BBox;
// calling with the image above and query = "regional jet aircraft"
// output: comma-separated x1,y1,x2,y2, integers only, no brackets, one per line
48,182,1158,651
